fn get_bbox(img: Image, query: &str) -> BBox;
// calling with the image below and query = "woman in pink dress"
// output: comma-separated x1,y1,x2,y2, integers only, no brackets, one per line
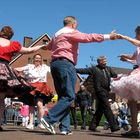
0,26,45,131
111,26,140,138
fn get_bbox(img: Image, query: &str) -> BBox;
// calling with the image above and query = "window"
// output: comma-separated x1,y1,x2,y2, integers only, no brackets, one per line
28,57,32,64
42,39,48,45
43,59,47,64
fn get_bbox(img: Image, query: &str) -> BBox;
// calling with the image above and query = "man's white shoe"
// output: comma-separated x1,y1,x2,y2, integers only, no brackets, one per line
60,131,73,135
41,118,56,134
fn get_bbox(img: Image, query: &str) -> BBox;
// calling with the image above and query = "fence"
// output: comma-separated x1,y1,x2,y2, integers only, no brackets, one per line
5,108,22,125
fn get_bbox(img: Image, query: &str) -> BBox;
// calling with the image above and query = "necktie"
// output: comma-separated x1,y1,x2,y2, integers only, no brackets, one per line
103,69,107,79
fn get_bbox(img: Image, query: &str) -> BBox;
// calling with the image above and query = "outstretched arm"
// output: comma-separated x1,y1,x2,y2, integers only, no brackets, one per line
19,44,45,54
66,30,118,43
118,52,136,63
0,43,46,55
76,67,92,75
14,67,24,72
117,34,140,46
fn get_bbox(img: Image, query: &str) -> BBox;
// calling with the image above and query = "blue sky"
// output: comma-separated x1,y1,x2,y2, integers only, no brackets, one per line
0,0,140,69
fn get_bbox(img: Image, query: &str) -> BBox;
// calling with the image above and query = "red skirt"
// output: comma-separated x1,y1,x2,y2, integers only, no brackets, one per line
30,82,52,96
20,82,54,106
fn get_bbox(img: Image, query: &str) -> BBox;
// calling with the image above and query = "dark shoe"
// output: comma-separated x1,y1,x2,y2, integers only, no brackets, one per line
81,126,86,130
74,124,77,129
0,126,3,131
89,127,100,132
111,126,120,132
121,131,140,138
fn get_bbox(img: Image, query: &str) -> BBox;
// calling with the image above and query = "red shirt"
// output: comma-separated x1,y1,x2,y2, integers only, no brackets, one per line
0,41,22,62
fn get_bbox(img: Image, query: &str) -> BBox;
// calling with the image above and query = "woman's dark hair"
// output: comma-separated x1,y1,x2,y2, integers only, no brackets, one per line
0,26,14,40
135,26,140,33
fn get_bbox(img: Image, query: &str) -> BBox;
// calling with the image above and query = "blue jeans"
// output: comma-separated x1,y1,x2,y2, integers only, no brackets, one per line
44,60,77,131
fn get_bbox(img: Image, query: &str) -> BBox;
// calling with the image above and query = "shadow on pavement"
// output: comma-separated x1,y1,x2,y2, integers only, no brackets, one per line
22,129,53,135
90,132,140,139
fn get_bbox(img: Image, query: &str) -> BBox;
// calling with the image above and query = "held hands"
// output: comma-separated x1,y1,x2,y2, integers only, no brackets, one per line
42,45,48,50
110,30,118,40
42,42,49,50
115,34,126,39
109,30,126,40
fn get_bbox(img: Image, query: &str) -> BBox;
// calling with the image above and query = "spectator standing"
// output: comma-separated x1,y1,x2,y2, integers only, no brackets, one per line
20,103,29,127
77,85,92,130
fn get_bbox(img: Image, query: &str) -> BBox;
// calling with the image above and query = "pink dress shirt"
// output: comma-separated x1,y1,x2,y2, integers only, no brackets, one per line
47,26,109,65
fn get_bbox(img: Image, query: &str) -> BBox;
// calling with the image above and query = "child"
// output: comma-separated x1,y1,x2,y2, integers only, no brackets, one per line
20,104,29,127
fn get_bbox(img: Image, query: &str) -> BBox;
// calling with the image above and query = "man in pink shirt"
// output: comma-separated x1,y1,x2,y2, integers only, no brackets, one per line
41,16,118,135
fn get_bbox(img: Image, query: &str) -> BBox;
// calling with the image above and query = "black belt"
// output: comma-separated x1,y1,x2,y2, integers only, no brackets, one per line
52,57,75,65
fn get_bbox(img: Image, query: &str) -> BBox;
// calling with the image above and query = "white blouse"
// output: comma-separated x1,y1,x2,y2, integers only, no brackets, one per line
135,47,140,66
125,47,140,66
22,64,50,83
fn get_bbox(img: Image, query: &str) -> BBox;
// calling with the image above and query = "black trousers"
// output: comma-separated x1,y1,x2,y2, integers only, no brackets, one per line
80,104,88,128
89,90,118,129
70,107,77,128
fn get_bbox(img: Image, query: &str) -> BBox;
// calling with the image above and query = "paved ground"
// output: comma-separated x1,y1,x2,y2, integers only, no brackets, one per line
0,125,139,140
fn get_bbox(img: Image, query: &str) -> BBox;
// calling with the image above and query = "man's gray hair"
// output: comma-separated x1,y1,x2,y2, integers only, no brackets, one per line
97,56,106,63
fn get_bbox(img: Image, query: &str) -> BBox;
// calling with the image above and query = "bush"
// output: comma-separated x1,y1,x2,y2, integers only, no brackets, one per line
70,110,106,126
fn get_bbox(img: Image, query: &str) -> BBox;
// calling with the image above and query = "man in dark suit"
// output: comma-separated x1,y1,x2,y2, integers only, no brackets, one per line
76,56,119,132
